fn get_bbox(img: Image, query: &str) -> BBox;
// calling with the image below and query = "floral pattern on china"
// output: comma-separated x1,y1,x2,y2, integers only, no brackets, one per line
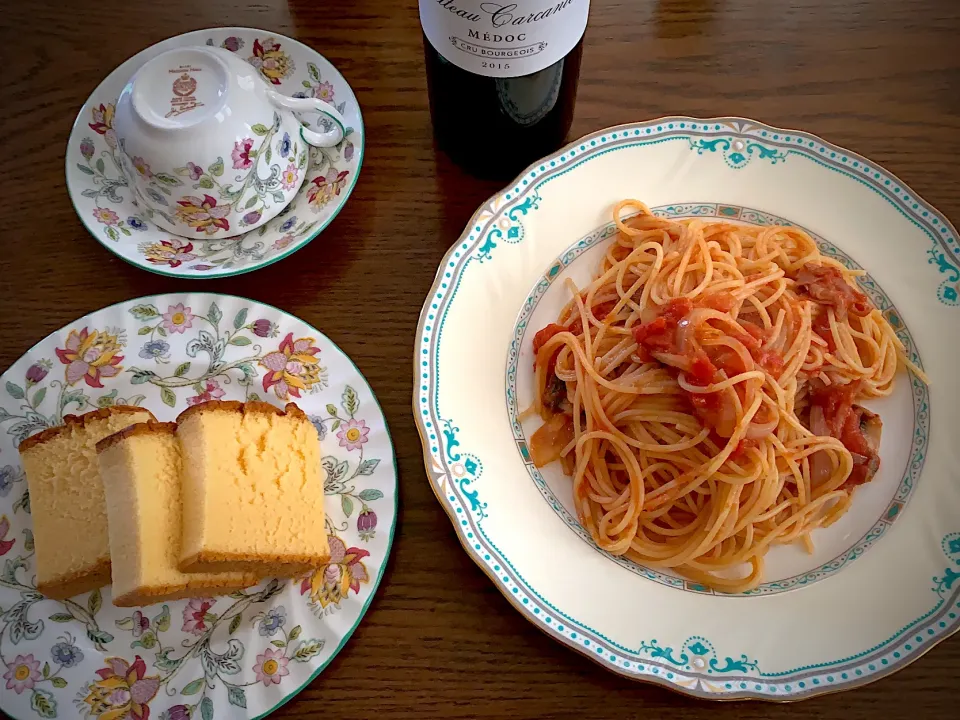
0,293,395,719
111,42,347,239
67,29,362,276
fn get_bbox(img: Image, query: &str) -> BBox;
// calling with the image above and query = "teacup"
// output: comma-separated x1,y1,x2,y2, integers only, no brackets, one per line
113,45,347,239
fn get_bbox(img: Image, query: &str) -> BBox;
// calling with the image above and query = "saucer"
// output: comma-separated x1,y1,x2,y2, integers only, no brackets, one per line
65,28,364,277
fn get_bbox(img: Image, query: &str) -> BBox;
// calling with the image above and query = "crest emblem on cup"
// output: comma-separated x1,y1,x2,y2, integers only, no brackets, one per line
168,72,203,118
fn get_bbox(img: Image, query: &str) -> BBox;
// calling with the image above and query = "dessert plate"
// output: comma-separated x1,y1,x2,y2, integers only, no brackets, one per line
415,118,960,699
0,294,395,720
66,28,363,277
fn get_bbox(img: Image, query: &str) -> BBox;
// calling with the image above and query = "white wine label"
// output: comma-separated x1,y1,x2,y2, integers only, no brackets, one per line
420,0,590,78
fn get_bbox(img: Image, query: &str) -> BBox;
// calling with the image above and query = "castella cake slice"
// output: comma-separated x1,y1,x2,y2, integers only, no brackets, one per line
18,406,156,599
96,421,259,607
176,400,330,576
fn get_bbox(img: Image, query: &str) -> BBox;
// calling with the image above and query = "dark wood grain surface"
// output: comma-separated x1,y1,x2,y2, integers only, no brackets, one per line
1,0,958,717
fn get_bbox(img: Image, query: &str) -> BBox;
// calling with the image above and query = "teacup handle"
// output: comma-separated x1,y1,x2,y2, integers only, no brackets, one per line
266,90,346,147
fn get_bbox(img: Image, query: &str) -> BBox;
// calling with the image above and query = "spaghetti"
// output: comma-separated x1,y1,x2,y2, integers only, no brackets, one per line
526,200,924,592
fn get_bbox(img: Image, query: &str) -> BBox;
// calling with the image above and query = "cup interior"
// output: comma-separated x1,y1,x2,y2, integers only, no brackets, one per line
130,47,229,130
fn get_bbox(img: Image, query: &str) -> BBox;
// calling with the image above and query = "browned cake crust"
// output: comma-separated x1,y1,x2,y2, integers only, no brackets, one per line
19,406,157,453
112,574,259,607
95,421,178,454
176,399,308,424
37,558,111,600
279,401,308,422
180,548,327,578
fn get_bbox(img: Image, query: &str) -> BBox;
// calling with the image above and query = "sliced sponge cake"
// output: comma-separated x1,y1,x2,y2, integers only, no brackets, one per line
176,400,329,576
19,406,156,599
96,421,259,606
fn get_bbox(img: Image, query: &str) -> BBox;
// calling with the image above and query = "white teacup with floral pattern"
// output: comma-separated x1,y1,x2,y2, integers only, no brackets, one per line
113,45,347,239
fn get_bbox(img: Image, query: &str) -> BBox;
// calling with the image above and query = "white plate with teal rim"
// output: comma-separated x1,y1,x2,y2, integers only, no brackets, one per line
65,29,363,278
0,294,395,720
415,117,960,700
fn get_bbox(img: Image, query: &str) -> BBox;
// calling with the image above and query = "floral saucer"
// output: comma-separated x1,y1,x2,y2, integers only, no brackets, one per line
0,294,395,720
65,29,364,277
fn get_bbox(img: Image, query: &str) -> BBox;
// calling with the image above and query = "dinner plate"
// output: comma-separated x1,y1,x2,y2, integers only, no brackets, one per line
415,118,960,700
0,294,395,720
65,28,364,278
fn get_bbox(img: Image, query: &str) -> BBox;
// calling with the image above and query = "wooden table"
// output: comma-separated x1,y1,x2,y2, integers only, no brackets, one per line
1,0,958,717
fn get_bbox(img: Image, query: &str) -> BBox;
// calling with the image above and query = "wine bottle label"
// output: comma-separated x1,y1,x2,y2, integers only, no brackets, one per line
419,0,589,78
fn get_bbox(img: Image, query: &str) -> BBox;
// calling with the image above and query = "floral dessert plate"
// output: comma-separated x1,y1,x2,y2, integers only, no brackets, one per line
415,118,960,700
65,29,363,277
0,294,395,720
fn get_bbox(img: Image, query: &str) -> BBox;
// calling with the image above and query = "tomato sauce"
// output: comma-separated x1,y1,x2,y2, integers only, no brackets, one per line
796,265,871,319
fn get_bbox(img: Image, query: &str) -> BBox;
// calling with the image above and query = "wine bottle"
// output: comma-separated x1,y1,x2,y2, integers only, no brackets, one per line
420,0,589,180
